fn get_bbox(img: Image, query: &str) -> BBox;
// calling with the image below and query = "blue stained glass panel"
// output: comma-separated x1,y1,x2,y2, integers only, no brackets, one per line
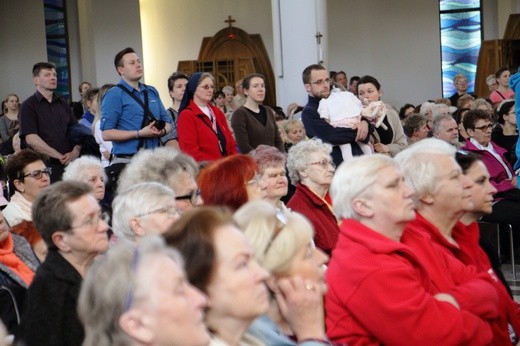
440,0,480,11
440,10,481,98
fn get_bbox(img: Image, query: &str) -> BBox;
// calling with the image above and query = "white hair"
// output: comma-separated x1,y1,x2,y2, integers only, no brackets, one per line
286,138,332,185
431,103,450,117
419,102,435,117
331,154,397,220
63,156,106,183
112,182,176,242
394,138,456,201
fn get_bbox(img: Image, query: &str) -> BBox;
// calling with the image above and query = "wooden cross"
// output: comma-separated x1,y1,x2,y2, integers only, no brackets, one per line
315,32,323,44
225,15,236,28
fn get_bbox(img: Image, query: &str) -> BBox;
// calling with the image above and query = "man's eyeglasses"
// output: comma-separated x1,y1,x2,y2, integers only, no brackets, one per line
473,123,493,131
455,80,468,86
70,211,110,230
175,190,201,206
309,78,331,86
136,205,182,219
22,167,52,180
309,159,336,169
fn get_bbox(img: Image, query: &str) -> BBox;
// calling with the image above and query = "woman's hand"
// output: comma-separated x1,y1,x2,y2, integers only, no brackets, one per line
373,143,390,154
273,276,327,342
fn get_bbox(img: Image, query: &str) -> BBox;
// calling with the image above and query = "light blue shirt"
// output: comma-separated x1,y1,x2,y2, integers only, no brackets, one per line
100,79,170,155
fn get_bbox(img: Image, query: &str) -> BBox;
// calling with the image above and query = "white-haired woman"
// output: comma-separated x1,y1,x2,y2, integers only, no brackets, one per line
117,147,201,213
78,235,210,346
286,139,338,256
63,155,106,203
112,182,181,243
234,200,330,345
325,154,492,345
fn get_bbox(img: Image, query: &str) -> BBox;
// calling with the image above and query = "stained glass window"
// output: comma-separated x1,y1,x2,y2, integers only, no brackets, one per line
44,0,71,101
439,1,482,98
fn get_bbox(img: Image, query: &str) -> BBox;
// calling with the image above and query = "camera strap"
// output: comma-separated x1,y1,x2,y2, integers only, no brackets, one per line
116,84,155,150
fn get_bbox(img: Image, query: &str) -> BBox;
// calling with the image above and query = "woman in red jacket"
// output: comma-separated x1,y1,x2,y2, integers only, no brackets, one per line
177,72,237,162
326,154,492,345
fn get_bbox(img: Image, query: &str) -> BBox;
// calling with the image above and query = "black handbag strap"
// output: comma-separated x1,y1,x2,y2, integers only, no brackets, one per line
116,84,151,150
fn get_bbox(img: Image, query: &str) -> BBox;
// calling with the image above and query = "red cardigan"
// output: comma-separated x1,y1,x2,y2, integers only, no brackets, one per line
287,183,339,256
325,219,492,345
177,100,237,161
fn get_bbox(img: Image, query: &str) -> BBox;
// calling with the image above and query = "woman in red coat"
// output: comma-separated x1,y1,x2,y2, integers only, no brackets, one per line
326,154,493,345
177,72,237,162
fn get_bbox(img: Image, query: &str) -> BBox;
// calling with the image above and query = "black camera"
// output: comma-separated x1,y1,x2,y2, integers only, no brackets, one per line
143,115,166,130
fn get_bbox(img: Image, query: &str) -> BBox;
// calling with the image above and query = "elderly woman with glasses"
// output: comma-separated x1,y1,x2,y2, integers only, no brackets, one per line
117,147,201,213
112,182,181,243
164,207,269,346
17,181,110,346
3,149,51,261
198,154,265,212
325,154,493,345
177,72,237,162
287,139,339,256
79,235,210,346
234,200,331,345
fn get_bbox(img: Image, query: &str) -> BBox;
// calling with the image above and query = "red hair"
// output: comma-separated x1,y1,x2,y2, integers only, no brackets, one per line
198,155,257,211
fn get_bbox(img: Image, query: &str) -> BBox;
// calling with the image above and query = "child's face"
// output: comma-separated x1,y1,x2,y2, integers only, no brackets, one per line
286,126,305,142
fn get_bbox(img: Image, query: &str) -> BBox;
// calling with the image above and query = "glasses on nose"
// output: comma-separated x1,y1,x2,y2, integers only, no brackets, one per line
70,211,110,230
22,167,52,179
175,189,201,206
309,160,336,169
473,123,493,131
198,84,215,90
456,80,468,86
136,205,182,219
309,78,331,86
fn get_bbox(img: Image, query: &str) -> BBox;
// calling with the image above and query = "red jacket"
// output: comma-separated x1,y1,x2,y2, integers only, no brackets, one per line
325,219,493,345
452,221,520,345
287,183,339,256
402,213,498,321
177,100,237,161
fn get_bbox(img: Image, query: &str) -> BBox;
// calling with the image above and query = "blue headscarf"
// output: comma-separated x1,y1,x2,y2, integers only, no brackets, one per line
179,72,203,113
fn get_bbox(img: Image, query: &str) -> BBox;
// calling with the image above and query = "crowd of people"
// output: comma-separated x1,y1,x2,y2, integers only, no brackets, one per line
0,45,519,345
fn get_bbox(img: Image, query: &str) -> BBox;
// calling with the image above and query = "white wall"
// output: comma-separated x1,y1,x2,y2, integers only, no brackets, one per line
327,0,442,109
139,0,274,108
0,1,47,102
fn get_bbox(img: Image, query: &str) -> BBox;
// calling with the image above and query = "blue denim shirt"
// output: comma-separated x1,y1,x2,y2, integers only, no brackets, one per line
100,79,170,155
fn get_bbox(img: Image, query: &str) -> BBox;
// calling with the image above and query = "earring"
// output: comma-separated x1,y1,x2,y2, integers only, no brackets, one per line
20,189,24,193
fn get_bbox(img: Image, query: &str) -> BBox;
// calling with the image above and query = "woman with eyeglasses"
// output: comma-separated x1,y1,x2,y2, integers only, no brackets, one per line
117,147,202,213
490,67,515,108
3,149,51,261
230,73,284,154
79,235,210,346
177,72,237,162
286,139,339,256
164,206,269,346
234,200,331,345
111,182,181,243
492,100,517,167
197,154,265,212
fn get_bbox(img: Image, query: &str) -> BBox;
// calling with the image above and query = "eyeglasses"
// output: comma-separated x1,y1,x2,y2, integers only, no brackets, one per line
246,175,261,186
309,78,331,86
308,159,336,169
70,211,110,230
263,210,288,255
136,205,182,219
175,189,201,206
22,167,52,179
473,123,493,131
198,84,215,90
455,80,468,86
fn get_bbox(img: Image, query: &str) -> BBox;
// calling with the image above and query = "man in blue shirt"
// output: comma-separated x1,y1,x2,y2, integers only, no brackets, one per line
101,47,171,160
